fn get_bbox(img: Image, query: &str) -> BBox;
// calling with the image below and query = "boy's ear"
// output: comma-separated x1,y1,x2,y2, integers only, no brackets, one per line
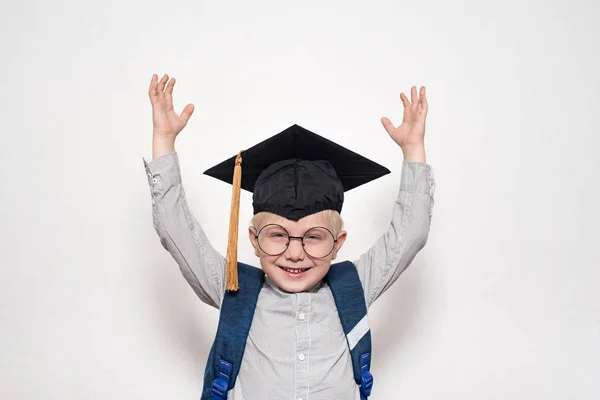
331,230,347,260
248,226,260,257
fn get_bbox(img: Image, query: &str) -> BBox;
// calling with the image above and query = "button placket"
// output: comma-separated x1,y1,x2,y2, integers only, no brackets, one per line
294,292,310,400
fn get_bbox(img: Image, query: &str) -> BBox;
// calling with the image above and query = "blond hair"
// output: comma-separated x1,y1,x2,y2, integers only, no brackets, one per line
251,209,344,234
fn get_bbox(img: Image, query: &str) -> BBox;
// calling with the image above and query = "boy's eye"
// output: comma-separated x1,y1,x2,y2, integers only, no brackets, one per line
263,229,288,239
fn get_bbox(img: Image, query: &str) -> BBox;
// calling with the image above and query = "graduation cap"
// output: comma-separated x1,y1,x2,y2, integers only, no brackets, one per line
204,124,390,291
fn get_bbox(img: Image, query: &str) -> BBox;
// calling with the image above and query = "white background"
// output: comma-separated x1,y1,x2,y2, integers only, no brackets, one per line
1,0,599,398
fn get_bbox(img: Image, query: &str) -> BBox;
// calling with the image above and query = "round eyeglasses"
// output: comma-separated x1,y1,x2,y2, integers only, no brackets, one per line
255,224,337,258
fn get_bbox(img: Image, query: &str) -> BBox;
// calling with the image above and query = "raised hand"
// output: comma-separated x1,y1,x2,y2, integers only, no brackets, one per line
381,86,428,151
148,73,195,140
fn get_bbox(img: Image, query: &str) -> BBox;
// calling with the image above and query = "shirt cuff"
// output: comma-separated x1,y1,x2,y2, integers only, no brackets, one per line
142,151,182,195
399,161,436,196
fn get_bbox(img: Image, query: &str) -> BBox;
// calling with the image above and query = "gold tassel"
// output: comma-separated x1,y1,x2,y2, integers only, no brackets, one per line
225,151,243,291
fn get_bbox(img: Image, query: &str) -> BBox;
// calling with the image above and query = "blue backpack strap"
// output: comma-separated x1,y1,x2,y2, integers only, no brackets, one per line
325,261,374,400
201,262,265,400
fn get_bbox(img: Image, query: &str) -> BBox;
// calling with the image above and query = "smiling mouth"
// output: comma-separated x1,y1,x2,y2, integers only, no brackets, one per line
279,266,312,275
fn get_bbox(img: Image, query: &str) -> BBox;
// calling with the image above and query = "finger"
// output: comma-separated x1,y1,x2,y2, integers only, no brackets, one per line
148,74,158,101
180,103,195,124
164,78,175,110
381,117,395,135
165,77,175,95
419,86,428,111
157,74,169,92
400,92,410,108
411,86,417,106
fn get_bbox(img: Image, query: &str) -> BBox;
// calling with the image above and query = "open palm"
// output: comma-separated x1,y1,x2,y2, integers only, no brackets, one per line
381,86,428,148
148,74,195,139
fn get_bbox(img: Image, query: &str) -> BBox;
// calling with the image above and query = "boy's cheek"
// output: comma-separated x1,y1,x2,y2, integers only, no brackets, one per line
258,256,284,282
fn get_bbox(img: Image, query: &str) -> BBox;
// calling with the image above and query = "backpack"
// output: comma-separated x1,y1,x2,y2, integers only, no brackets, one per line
201,261,374,400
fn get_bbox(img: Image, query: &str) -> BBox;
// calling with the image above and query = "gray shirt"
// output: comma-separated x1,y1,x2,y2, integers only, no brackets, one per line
143,151,435,399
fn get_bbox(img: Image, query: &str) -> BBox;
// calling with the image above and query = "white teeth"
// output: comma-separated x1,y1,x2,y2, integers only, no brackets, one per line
282,267,306,274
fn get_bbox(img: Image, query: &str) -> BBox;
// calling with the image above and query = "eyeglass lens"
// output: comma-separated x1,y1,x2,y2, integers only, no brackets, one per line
257,224,335,258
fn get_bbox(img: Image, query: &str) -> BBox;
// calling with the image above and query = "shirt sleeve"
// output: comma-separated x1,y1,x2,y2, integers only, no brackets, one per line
142,151,226,309
354,161,436,308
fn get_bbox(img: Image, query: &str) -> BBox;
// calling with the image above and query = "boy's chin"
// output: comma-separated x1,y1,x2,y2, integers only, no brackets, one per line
275,280,315,293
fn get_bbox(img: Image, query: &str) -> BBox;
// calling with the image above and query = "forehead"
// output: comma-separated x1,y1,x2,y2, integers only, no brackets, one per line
260,211,329,232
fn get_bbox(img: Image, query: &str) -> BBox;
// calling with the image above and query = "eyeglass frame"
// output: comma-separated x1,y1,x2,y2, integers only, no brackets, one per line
253,223,338,258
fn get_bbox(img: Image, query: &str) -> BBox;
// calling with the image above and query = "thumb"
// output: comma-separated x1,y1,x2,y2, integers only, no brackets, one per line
180,103,195,124
381,117,395,135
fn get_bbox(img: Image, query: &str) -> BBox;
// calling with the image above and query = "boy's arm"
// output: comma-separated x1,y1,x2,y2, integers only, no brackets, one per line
354,86,434,307
143,150,226,309
353,154,435,308
143,73,225,308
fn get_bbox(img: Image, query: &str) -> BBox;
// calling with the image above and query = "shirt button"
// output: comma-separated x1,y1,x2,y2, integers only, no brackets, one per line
152,178,157,184
147,172,152,178
298,353,305,361
298,313,305,320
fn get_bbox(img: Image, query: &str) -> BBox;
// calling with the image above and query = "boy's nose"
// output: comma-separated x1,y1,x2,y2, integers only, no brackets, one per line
284,237,305,261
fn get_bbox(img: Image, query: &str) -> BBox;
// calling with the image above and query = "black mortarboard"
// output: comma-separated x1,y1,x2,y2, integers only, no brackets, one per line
204,124,390,290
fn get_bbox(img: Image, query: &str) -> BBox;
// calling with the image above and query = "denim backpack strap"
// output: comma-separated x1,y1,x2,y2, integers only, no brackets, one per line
325,261,374,400
201,262,265,400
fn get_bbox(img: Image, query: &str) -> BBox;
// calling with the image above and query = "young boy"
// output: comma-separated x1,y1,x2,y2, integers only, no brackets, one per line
144,73,435,399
